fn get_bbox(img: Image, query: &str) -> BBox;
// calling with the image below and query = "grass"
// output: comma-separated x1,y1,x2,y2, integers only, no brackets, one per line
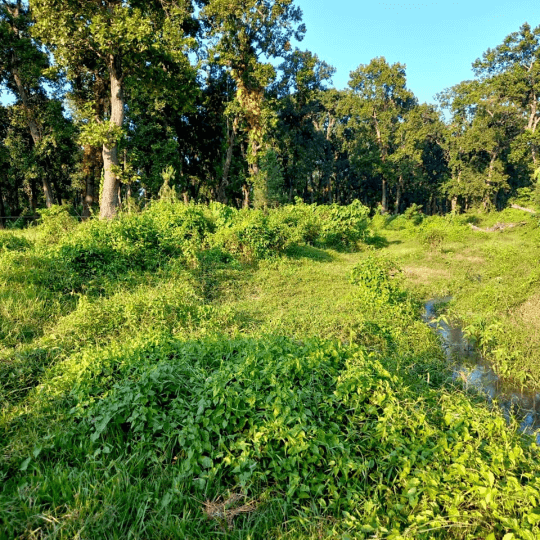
376,208,540,387
1,202,540,539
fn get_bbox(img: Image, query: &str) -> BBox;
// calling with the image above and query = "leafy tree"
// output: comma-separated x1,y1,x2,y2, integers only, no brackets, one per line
31,0,198,218
472,23,540,168
272,50,335,202
201,0,305,205
390,104,449,214
0,0,61,207
348,57,416,213
439,80,521,210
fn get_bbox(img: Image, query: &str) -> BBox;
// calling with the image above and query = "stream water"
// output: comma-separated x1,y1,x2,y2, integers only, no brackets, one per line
423,298,540,443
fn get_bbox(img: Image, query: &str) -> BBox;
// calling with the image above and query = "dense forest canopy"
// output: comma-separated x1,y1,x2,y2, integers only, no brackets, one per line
1,0,539,221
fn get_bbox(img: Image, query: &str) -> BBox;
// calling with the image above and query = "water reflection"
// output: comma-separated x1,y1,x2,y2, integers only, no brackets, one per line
423,298,540,444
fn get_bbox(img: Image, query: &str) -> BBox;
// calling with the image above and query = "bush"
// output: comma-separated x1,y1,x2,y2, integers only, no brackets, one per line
420,227,447,251
36,205,78,244
403,203,424,225
56,334,540,539
57,201,214,278
314,200,370,249
0,231,32,252
211,209,290,262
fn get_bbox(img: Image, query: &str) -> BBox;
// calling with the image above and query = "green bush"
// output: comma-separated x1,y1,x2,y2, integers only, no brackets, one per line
267,199,371,250
0,231,32,252
313,200,370,249
57,202,214,278
350,254,405,305
35,204,78,244
403,203,424,225
211,209,290,262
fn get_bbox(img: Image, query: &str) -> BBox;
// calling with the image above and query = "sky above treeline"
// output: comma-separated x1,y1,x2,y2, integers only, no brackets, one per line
295,0,540,105
1,1,539,108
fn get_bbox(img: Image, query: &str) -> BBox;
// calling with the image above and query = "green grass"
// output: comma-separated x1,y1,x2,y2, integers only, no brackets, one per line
377,208,540,387
1,202,540,539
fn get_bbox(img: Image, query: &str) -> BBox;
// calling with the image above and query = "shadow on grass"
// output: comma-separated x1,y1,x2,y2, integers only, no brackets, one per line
365,233,390,249
284,245,335,262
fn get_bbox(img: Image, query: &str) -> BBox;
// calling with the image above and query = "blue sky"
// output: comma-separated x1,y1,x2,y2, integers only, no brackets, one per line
294,0,540,104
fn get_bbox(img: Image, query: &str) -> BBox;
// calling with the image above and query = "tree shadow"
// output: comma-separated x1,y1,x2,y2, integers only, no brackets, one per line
284,244,336,262
365,233,390,248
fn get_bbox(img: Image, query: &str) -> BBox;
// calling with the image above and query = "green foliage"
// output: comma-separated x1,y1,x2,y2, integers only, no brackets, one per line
350,254,405,306
2,204,540,539
0,230,32,252
252,148,286,209
403,202,424,224
8,332,539,539
211,200,371,261
58,202,214,279
211,209,289,261
420,227,447,252
35,204,78,243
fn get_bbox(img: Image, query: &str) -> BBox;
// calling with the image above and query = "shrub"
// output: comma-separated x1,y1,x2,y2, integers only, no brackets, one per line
58,334,540,539
0,231,32,252
57,202,214,278
403,203,424,225
314,200,370,249
35,205,78,244
420,227,447,251
211,209,290,262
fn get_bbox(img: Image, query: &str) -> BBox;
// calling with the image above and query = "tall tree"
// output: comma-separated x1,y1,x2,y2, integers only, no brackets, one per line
439,79,521,210
0,0,58,207
272,49,335,202
31,0,198,218
348,57,416,213
390,104,448,214
201,0,305,206
472,23,540,169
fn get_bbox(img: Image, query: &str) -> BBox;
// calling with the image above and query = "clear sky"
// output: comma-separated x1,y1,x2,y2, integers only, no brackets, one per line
294,0,540,104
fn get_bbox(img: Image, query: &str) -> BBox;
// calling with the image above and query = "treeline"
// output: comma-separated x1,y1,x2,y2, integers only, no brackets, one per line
1,1,539,223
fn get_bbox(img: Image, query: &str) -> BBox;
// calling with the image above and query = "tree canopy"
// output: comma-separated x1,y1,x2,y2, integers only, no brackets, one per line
0,5,538,220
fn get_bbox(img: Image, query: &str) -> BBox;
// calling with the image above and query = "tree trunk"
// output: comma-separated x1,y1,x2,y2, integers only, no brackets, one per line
12,67,55,208
29,178,38,216
242,184,250,208
100,58,124,219
82,171,95,219
381,177,388,213
394,175,403,215
218,118,237,203
483,152,497,210
0,182,6,229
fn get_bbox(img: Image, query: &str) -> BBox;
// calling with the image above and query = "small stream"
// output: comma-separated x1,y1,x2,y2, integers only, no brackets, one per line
423,298,540,443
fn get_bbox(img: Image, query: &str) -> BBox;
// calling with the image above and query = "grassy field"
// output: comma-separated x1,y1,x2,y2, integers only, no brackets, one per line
1,202,540,539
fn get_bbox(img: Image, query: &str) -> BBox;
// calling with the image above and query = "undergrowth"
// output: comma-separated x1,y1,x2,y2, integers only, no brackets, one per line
1,201,539,539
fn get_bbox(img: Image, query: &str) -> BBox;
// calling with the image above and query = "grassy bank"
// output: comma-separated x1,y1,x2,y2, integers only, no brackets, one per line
1,201,540,539
374,207,540,389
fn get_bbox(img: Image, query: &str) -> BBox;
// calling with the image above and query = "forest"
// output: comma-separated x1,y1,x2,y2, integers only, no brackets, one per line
2,1,540,539
1,1,539,220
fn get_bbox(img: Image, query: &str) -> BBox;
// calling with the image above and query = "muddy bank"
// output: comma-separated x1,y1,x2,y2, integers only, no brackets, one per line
423,298,540,443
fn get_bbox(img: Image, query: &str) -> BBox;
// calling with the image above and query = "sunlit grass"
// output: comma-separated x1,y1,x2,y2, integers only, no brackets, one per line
1,204,540,539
